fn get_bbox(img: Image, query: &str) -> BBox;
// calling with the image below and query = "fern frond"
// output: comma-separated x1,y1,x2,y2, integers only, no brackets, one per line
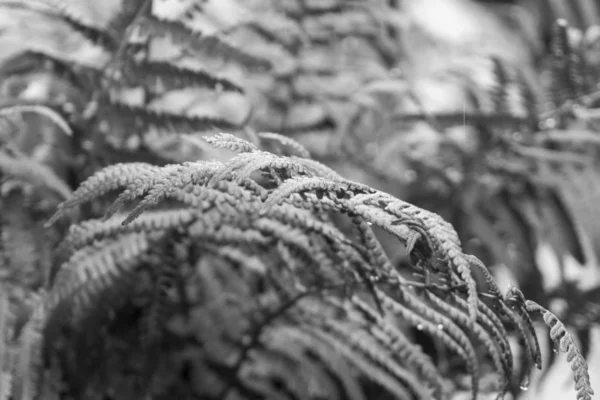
257,132,311,158
11,0,120,32
207,151,309,185
202,132,258,153
143,239,180,348
269,325,368,400
290,157,345,180
0,4,112,69
46,162,160,226
12,301,46,400
425,292,509,392
504,285,542,369
49,233,151,317
526,300,595,400
373,289,481,399
0,289,13,400
119,59,245,93
135,15,272,71
304,325,414,400
26,131,588,399
97,100,240,137
350,297,447,399
60,209,198,256
550,19,586,106
452,293,515,382
263,177,480,324
102,160,225,221
318,316,434,399
0,103,73,136
0,150,72,199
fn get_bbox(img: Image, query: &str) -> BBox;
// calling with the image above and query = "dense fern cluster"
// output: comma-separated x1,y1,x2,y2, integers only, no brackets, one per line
0,133,586,400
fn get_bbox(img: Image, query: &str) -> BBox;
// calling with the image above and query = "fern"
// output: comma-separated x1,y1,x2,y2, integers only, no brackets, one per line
0,288,13,400
0,149,72,200
526,300,595,400
15,134,584,399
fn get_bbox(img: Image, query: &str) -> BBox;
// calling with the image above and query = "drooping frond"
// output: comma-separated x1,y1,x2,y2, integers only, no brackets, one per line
34,133,588,400
48,232,151,319
46,162,160,225
526,300,594,400
549,19,587,107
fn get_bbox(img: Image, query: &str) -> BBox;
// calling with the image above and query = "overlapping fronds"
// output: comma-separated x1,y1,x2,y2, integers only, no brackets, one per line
0,0,276,161
24,133,588,400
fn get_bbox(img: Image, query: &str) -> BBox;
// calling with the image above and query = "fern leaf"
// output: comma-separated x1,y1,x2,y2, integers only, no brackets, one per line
97,100,240,139
12,302,46,400
204,244,268,275
103,161,223,221
550,19,586,106
498,302,540,389
46,162,159,226
0,150,72,199
401,291,481,399
375,290,480,399
272,325,368,400
452,293,514,380
119,59,244,93
526,300,595,400
13,0,118,32
351,297,447,399
426,292,509,392
187,219,270,246
143,240,180,348
321,317,434,399
290,157,345,181
261,325,361,400
0,4,111,69
60,209,198,255
257,132,311,159
0,289,13,400
49,233,151,316
207,151,308,186
264,178,481,324
135,15,272,71
202,132,258,153
305,326,414,400
0,103,73,136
